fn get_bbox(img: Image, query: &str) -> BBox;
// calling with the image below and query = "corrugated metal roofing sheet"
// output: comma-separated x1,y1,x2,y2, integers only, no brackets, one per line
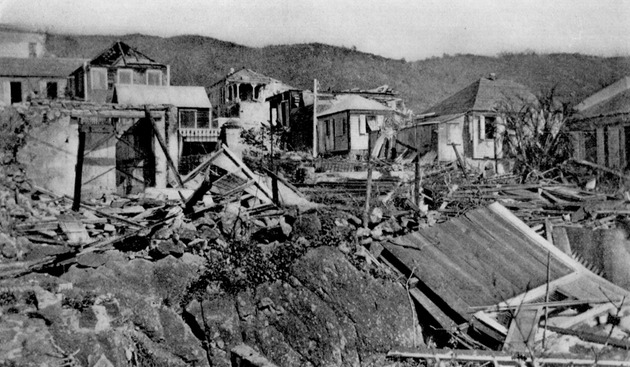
113,84,211,108
382,204,573,321
0,57,88,77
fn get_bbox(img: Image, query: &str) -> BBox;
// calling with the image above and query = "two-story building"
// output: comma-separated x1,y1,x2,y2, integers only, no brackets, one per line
208,68,293,130
112,84,216,175
68,41,170,103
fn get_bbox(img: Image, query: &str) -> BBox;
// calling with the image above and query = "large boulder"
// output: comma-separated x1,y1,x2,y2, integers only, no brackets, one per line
187,246,421,367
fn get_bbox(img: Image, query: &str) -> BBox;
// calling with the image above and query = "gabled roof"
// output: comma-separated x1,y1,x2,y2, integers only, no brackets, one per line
113,85,211,108
317,94,392,118
0,57,88,77
89,41,162,67
423,77,537,116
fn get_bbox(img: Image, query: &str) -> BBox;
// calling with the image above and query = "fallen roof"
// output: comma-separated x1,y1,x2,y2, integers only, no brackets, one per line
0,57,88,77
381,203,629,325
113,85,211,108
383,203,573,322
422,77,537,116
317,94,392,117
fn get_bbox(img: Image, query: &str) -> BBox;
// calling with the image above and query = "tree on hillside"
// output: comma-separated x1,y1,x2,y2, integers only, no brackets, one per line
499,88,573,182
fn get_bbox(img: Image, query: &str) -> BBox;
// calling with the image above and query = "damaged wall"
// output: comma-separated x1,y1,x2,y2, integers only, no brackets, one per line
12,102,174,199
18,113,78,197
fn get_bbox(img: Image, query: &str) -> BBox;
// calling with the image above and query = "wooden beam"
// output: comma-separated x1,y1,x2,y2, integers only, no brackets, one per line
144,106,184,188
72,127,86,211
387,348,630,366
597,127,606,166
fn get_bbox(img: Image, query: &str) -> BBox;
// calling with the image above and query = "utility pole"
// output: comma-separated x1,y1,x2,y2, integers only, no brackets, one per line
312,79,318,158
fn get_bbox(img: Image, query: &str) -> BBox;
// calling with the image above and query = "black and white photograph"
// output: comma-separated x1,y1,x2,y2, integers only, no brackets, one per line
0,0,630,366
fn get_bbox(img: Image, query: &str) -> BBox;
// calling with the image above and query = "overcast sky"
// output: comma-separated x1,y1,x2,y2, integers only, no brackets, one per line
1,0,629,61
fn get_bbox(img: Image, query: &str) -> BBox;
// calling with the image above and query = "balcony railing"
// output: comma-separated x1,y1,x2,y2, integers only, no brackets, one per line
179,128,220,142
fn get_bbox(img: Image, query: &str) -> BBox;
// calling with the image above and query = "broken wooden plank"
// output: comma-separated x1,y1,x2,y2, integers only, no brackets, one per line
184,171,213,214
98,205,146,215
546,325,630,349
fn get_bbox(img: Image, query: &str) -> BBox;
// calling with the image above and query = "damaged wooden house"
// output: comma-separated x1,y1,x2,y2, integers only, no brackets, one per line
67,41,170,103
569,76,630,171
397,75,537,172
267,85,408,157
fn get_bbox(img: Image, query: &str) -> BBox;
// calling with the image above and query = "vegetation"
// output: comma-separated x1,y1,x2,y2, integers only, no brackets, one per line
499,89,573,182
46,33,630,113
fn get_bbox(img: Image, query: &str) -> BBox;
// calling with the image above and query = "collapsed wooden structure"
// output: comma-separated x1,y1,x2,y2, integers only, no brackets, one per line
377,203,630,358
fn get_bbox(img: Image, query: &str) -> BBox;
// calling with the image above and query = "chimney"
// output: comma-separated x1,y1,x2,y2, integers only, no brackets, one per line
229,67,235,74
488,73,497,80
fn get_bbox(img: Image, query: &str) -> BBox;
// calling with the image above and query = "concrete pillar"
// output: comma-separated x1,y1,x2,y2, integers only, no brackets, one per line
221,120,243,159
236,83,240,101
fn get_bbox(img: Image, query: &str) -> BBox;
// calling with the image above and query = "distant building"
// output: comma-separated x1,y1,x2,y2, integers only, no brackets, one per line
569,76,630,170
267,85,409,155
397,75,536,169
208,68,293,130
68,41,170,103
0,25,46,58
0,57,87,105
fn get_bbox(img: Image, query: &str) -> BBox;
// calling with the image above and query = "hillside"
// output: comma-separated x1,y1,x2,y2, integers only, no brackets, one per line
46,33,630,113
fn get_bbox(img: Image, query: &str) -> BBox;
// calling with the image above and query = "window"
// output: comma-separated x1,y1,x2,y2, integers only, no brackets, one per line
480,116,496,140
325,120,330,137
359,115,367,135
179,109,197,128
46,82,58,99
10,82,22,103
91,68,107,90
117,69,133,85
146,70,162,86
